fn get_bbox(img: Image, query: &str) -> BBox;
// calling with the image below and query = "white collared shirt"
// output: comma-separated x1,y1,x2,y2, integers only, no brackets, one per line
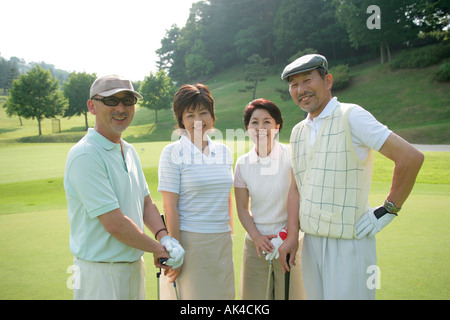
234,141,300,236
158,135,233,233
306,97,392,159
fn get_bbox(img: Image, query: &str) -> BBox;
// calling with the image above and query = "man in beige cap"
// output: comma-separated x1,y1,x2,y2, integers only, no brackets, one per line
279,55,424,299
64,75,184,299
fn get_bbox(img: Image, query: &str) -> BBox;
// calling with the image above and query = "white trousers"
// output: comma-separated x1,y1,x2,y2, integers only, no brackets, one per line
72,256,145,300
302,234,377,300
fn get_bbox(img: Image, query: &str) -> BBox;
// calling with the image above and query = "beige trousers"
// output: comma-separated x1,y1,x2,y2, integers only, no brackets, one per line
160,231,235,300
239,236,306,300
72,256,145,300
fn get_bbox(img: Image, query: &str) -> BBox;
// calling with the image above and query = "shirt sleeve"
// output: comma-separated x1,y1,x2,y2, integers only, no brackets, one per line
348,106,392,151
157,144,181,194
233,161,247,188
67,153,120,219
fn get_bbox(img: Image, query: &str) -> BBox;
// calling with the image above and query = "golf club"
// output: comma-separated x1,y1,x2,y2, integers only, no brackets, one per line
156,258,167,300
265,258,273,300
285,254,291,300
157,215,179,300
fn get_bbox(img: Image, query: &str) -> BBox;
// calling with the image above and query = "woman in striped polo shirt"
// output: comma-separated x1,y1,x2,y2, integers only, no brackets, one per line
157,84,235,300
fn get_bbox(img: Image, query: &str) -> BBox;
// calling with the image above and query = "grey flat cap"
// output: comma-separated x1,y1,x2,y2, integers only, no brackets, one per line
281,54,328,81
90,74,143,99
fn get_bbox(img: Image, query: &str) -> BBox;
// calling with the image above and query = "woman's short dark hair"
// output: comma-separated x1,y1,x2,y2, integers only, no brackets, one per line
243,98,283,132
172,84,215,129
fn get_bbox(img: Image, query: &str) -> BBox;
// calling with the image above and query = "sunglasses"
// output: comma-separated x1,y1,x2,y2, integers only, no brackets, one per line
92,95,137,106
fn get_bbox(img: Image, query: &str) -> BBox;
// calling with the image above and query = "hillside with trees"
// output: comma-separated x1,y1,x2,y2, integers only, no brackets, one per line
156,0,449,83
1,0,448,143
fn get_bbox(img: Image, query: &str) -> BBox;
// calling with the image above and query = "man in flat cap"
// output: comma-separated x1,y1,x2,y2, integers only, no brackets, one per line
64,75,184,299
279,54,424,299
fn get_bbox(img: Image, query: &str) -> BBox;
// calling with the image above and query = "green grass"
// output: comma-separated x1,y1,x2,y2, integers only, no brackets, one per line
0,143,449,300
336,62,450,144
0,209,73,300
374,192,450,300
372,151,450,186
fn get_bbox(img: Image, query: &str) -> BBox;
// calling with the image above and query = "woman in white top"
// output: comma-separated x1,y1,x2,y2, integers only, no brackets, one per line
234,98,305,300
158,84,234,300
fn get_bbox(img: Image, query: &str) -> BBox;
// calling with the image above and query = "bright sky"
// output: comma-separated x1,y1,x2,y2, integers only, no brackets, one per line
0,0,198,81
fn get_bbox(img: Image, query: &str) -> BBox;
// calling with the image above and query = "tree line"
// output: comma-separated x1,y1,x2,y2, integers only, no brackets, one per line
3,66,174,136
1,0,448,91
0,56,70,94
156,0,449,84
2,0,448,136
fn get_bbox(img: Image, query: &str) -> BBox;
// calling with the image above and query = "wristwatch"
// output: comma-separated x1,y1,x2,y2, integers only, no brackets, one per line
374,200,401,219
383,200,401,214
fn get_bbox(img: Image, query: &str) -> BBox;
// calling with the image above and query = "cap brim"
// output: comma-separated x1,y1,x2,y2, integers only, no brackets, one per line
94,88,143,99
282,66,321,82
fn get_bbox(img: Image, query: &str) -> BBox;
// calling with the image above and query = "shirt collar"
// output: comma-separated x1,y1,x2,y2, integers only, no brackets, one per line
87,128,122,151
248,140,282,164
306,97,339,123
180,135,216,155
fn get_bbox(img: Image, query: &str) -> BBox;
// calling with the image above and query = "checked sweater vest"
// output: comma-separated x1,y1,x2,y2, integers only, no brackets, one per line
290,103,374,239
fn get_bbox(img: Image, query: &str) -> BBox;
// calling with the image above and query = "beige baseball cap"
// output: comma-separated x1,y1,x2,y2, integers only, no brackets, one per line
90,74,143,99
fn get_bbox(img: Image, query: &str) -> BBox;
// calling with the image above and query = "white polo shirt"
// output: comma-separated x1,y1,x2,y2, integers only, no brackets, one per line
64,128,149,262
158,135,233,233
234,141,302,238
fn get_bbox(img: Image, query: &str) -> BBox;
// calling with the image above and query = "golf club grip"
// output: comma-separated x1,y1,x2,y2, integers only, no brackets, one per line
285,253,291,300
159,215,168,266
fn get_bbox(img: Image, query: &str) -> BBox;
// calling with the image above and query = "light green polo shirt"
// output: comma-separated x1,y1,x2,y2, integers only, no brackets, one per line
64,128,150,262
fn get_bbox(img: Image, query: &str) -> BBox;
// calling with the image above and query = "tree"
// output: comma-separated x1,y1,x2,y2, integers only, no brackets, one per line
63,72,96,130
178,2,215,82
243,54,269,100
4,66,67,135
156,2,215,83
184,39,214,80
274,0,351,64
4,65,20,93
333,0,421,63
0,58,20,95
201,0,242,70
139,70,175,124
234,26,262,60
156,25,185,82
233,0,280,64
409,0,450,41
0,57,7,91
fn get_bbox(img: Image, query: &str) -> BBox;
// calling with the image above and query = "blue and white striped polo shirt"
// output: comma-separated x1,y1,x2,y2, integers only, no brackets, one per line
158,135,233,233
